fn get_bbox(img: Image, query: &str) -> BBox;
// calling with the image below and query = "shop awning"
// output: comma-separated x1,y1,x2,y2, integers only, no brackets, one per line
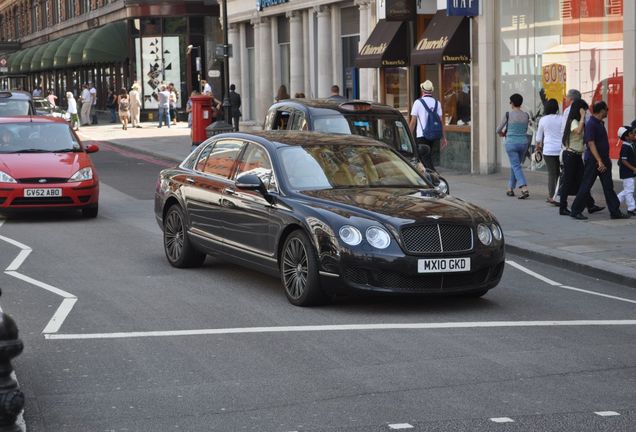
411,10,470,65
9,50,27,74
83,22,129,64
19,47,37,73
355,20,409,68
30,44,48,72
40,39,65,70
67,30,95,66
54,34,79,69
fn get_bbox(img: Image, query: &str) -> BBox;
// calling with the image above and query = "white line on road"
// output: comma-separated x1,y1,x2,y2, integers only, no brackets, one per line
490,417,515,423
6,271,75,298
44,320,636,340
388,423,414,429
506,260,562,286
595,411,620,417
42,298,78,334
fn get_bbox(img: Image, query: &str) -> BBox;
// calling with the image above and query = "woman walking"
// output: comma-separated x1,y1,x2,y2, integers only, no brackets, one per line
497,93,530,199
535,99,562,205
66,92,79,131
117,88,130,130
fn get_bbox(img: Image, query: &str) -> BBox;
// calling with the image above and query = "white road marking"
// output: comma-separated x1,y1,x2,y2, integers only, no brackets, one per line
490,417,515,423
595,411,620,417
44,320,636,340
388,423,414,430
0,221,77,333
506,260,636,304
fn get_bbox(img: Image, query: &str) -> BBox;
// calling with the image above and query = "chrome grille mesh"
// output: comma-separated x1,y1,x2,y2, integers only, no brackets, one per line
401,224,473,254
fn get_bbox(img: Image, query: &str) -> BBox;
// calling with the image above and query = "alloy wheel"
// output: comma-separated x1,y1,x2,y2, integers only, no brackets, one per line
282,237,308,299
164,209,184,263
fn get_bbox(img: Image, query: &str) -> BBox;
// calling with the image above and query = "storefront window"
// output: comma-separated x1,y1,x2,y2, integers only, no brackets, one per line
500,0,623,157
441,63,471,126
383,67,408,114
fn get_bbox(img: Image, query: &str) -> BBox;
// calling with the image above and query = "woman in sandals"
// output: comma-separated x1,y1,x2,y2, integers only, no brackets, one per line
497,93,530,199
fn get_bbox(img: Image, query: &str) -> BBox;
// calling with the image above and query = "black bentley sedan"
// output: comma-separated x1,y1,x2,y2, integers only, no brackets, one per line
155,131,504,306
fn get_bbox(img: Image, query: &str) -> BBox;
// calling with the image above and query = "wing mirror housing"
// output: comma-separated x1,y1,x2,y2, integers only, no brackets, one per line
84,143,99,153
235,173,268,196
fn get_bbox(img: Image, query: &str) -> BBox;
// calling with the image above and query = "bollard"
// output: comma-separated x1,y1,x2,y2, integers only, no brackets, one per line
0,291,24,432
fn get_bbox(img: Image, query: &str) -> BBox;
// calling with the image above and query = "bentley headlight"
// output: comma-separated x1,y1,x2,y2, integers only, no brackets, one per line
490,223,502,241
366,226,391,249
0,171,17,183
477,224,492,245
69,167,93,182
339,225,362,246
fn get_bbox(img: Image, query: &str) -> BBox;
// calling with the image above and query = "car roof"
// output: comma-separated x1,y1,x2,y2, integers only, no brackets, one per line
0,115,68,124
0,90,32,101
268,99,404,116
218,130,390,149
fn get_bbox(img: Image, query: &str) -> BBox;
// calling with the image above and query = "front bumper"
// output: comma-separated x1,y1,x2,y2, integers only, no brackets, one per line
0,181,99,210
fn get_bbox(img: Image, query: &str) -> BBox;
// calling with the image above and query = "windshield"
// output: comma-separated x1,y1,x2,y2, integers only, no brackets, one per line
280,144,428,191
0,123,81,153
312,113,415,157
0,99,30,116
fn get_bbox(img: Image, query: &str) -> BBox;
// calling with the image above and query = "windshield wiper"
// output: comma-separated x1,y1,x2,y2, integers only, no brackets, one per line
10,149,50,153
50,148,80,153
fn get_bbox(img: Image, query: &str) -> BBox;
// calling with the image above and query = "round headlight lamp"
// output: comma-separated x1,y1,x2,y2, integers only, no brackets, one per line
339,225,362,246
490,223,502,241
477,224,493,245
366,226,391,249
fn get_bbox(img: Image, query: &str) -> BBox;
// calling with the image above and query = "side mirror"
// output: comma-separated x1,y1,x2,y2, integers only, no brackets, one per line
85,143,99,153
236,173,268,195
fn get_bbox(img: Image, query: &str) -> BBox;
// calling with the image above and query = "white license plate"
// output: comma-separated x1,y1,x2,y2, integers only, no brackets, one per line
418,257,471,273
24,188,62,198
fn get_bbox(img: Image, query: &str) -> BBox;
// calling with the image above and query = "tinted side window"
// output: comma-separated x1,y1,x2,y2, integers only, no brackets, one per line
194,142,214,172
203,140,244,178
235,143,277,191
290,110,307,130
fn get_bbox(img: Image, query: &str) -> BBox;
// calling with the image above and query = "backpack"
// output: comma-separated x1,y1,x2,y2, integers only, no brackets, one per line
418,97,443,140
119,97,129,111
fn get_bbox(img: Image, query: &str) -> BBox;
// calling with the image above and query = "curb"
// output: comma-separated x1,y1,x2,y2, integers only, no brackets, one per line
505,238,636,288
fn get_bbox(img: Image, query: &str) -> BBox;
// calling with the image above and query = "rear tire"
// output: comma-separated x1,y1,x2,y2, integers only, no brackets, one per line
163,204,206,268
81,204,98,218
280,230,327,306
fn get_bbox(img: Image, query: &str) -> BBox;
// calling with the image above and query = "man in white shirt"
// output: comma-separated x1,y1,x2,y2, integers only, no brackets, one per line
89,82,98,124
408,80,445,171
80,84,92,126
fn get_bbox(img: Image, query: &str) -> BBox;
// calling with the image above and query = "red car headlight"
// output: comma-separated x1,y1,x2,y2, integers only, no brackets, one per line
69,167,93,182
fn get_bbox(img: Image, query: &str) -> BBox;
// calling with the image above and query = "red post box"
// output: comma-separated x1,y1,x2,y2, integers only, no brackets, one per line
191,95,213,146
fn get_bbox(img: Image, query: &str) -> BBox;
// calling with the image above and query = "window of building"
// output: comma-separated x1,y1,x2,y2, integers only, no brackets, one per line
383,67,409,114
341,6,360,99
53,0,61,24
441,63,471,126
246,24,255,120
31,4,37,31
277,16,290,92
66,0,75,19
80,0,89,14
165,17,187,35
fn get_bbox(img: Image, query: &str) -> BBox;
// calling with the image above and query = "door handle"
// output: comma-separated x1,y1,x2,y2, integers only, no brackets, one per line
185,177,196,184
223,188,236,195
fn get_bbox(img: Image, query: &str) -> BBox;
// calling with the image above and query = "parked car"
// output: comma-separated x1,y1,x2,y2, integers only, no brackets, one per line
155,131,504,306
33,97,70,121
0,90,35,116
0,116,100,218
263,99,449,193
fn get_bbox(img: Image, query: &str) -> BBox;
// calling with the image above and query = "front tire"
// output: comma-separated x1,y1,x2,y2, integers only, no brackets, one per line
163,204,206,268
280,230,326,306
81,204,98,218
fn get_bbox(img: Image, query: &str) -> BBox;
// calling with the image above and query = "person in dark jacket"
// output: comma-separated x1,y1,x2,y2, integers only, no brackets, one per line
617,126,636,216
229,84,242,131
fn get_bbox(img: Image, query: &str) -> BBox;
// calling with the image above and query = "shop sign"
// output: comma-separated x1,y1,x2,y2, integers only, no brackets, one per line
542,63,567,103
447,0,480,16
360,43,388,56
415,36,449,51
377,0,416,21
256,0,288,12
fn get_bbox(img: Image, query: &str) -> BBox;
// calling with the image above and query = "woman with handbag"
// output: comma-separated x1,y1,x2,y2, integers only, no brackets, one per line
535,99,562,205
497,93,531,199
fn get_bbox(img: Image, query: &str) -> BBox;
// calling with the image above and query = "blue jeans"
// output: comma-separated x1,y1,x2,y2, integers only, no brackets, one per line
109,107,117,123
158,107,171,128
505,141,528,190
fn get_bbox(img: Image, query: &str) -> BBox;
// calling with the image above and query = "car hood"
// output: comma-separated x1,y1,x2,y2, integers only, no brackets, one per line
0,153,88,179
299,188,493,226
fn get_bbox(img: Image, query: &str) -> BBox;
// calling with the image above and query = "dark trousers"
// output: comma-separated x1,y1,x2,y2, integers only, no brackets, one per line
560,151,595,211
416,137,439,171
232,114,240,131
571,157,620,216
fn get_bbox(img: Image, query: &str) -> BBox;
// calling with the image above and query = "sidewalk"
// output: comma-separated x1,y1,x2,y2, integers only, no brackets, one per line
77,120,636,287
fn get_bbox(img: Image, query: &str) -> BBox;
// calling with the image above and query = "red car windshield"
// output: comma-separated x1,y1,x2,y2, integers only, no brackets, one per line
0,123,81,153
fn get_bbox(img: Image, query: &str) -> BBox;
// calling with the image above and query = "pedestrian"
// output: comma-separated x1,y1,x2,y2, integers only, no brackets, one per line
275,85,290,102
535,98,562,205
186,90,198,129
559,99,604,216
209,91,223,122
157,85,171,128
46,89,57,107
229,83,241,131
497,93,530,199
89,81,98,124
129,83,142,128
169,83,178,125
32,86,42,97
570,101,630,220
117,88,130,130
408,80,445,172
66,92,79,131
327,84,346,100
617,126,636,216
106,89,117,123
80,83,92,126
294,92,306,98
200,79,212,95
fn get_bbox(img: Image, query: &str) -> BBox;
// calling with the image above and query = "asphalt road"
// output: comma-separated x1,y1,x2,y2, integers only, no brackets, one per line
0,143,634,432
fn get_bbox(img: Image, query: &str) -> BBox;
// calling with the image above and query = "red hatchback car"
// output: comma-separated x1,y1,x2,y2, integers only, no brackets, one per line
0,116,100,217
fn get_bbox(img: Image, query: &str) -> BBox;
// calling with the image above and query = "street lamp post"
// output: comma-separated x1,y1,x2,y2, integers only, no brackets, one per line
221,0,231,125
